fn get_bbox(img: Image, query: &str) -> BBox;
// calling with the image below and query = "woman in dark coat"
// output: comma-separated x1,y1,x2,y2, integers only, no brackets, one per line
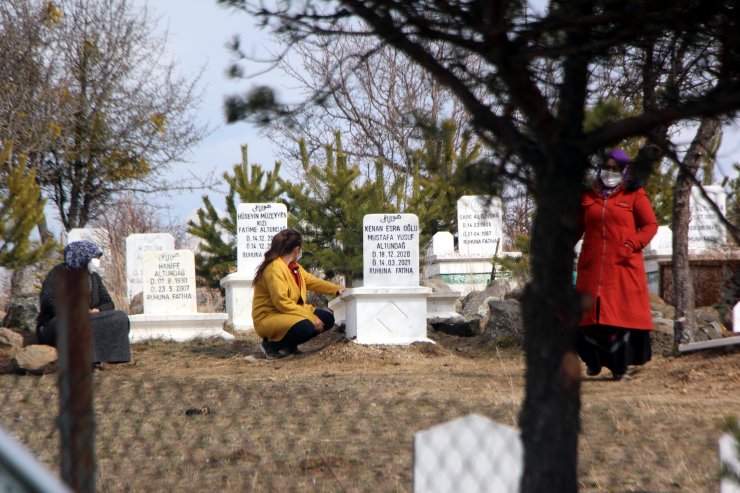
36,240,131,363
575,149,658,380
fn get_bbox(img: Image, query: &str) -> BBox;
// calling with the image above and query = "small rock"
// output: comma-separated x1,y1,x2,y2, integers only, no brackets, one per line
244,355,259,364
0,327,24,350
13,345,58,375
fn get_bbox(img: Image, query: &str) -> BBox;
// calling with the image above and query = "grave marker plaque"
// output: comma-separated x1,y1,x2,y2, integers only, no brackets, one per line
126,233,175,301
236,203,288,277
689,185,726,251
457,195,503,257
142,250,197,314
363,214,420,287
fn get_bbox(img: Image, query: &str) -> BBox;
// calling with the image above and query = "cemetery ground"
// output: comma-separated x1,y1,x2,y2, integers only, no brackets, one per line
1,328,739,492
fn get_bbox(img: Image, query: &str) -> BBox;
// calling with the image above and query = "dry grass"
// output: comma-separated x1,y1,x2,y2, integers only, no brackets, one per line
1,329,738,492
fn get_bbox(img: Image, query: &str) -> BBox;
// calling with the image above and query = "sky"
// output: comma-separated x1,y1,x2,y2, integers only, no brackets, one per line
125,1,740,230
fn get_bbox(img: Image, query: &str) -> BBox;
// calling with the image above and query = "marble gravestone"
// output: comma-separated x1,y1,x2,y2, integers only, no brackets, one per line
414,414,522,493
220,203,288,330
329,213,432,345
125,233,175,303
128,250,230,342
424,195,504,296
688,185,726,252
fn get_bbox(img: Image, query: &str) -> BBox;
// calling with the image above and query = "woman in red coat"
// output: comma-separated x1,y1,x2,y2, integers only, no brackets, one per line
575,149,658,380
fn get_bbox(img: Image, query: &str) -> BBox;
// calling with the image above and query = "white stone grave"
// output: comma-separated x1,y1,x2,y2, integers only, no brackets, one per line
689,185,726,252
329,213,432,345
719,430,740,493
414,414,522,493
220,203,288,330
644,225,673,294
734,301,740,334
125,233,175,303
128,250,231,342
65,228,111,278
424,196,504,296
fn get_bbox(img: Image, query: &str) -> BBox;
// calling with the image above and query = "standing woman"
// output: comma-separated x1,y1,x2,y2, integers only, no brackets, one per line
575,149,658,380
252,229,347,359
37,240,131,364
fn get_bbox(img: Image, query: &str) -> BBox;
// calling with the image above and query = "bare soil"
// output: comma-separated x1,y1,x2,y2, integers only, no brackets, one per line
1,328,738,492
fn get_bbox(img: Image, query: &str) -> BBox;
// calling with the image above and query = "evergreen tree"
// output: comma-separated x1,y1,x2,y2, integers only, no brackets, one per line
406,120,480,248
281,133,401,286
187,145,284,287
0,144,55,267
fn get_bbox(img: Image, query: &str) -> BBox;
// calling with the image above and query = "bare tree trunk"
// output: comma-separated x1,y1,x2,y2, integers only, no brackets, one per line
520,161,583,493
671,116,722,346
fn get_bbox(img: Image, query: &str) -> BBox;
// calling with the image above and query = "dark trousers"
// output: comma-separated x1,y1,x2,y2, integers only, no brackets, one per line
575,325,651,374
270,309,335,351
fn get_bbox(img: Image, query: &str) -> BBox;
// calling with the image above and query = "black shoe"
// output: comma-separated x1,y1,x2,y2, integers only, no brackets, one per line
284,346,302,355
260,340,285,360
586,365,601,377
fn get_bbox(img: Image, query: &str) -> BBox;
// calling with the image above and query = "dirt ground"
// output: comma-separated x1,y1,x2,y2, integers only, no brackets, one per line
1,328,738,492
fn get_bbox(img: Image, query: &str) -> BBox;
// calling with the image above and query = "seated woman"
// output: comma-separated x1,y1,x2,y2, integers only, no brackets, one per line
252,229,347,359
36,240,131,364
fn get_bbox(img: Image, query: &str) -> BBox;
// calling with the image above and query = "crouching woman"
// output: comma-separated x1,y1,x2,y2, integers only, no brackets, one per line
252,229,346,359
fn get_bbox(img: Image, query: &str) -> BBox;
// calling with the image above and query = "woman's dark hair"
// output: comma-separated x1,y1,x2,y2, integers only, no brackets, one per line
253,229,302,283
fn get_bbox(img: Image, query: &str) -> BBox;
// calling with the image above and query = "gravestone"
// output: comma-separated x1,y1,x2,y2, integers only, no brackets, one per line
128,250,230,342
414,414,522,493
689,185,726,252
644,225,673,294
719,430,740,493
236,203,288,277
734,301,739,334
457,195,503,257
125,233,175,303
329,213,431,344
425,196,504,296
221,203,288,330
363,213,420,287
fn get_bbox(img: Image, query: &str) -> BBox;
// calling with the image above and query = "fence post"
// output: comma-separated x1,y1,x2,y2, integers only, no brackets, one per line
55,268,96,493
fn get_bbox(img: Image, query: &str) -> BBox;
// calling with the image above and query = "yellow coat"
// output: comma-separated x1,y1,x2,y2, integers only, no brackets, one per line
252,258,341,341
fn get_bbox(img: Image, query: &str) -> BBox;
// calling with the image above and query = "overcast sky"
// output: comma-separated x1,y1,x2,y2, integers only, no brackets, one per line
135,0,740,228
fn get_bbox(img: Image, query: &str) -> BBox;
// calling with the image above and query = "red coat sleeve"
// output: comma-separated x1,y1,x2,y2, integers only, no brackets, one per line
625,188,658,250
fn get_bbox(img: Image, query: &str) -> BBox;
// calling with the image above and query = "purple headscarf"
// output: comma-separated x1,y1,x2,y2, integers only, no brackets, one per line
64,241,102,270
598,148,633,196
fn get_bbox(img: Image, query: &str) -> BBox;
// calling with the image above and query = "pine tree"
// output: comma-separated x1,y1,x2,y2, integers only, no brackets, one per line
406,120,481,248
0,144,55,268
281,133,401,286
187,145,285,287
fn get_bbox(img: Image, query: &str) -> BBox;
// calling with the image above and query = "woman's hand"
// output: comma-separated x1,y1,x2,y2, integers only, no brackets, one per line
336,287,348,296
90,308,100,313
313,318,325,332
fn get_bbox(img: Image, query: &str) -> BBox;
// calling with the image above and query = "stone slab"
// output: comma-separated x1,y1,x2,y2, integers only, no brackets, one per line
142,250,197,314
125,233,175,302
236,203,288,277
363,214,420,287
334,287,432,345
128,313,232,342
220,272,254,331
457,195,503,257
678,335,740,353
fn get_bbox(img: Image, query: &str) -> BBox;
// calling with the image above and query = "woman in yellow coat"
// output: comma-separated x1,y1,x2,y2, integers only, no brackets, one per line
252,229,347,359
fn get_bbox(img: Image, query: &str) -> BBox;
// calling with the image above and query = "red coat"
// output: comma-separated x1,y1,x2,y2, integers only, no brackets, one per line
575,186,658,330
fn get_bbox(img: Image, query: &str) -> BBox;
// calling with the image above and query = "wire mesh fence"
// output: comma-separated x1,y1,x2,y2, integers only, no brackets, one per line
0,335,523,492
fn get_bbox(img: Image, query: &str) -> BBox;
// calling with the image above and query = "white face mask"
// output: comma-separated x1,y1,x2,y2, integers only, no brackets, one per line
600,169,622,188
87,257,101,274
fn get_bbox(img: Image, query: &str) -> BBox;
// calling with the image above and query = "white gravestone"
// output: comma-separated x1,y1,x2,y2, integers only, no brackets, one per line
142,250,197,314
424,196,503,296
329,213,431,345
689,185,726,252
457,195,503,257
414,414,522,493
429,231,455,257
734,302,740,334
221,203,288,331
363,214,420,287
236,203,288,277
125,233,175,303
719,430,740,493
128,249,230,342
